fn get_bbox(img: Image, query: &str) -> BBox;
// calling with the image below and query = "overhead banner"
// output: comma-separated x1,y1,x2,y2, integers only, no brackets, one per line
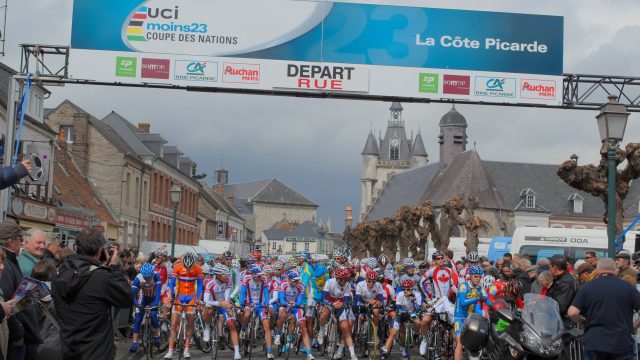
69,0,564,104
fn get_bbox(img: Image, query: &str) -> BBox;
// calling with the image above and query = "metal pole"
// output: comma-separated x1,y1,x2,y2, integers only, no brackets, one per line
171,205,177,257
2,76,19,220
607,146,617,258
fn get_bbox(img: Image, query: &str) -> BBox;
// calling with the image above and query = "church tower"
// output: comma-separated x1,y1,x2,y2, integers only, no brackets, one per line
439,105,468,170
360,130,379,221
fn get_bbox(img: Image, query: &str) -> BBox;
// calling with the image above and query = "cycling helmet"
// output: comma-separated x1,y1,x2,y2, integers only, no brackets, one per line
298,250,311,262
140,263,154,277
213,264,230,276
418,261,430,270
155,248,168,257
274,261,284,270
222,251,233,259
396,264,406,275
365,270,378,281
480,275,495,289
333,249,344,258
364,257,378,269
351,258,360,266
505,279,523,297
252,251,262,261
432,251,444,260
401,278,415,289
204,254,214,263
201,264,212,275
232,258,240,268
402,258,415,267
468,265,484,276
264,265,276,274
335,268,351,279
249,264,264,275
378,254,388,266
467,251,479,262
386,264,394,272
286,270,301,281
346,264,356,275
182,252,196,269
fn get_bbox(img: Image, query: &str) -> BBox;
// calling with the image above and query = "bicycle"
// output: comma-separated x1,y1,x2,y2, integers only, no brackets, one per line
241,305,267,360
193,305,212,353
320,302,352,360
426,311,454,360
355,305,383,360
209,304,237,360
276,306,302,360
399,312,421,360
137,305,160,360
170,302,198,360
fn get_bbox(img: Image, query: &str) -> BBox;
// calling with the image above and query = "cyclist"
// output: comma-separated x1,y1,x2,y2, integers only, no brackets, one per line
164,252,203,359
239,264,275,359
203,263,241,360
204,253,215,267
130,263,162,353
298,251,322,348
251,251,264,267
265,264,280,329
319,267,358,360
380,278,428,360
333,250,348,267
277,270,315,360
458,251,480,282
398,258,421,289
154,249,172,325
354,270,384,329
453,265,485,360
421,251,459,302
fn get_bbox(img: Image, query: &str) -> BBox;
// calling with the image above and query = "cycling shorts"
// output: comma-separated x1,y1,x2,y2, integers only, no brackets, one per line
392,312,418,330
453,317,465,336
245,305,270,321
216,307,236,322
174,294,196,314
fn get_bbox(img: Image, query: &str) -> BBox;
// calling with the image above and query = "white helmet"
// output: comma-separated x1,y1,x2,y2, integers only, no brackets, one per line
481,275,495,290
213,264,230,276
402,258,415,267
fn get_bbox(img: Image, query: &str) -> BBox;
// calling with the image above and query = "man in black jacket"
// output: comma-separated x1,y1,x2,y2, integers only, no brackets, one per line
0,222,41,360
52,229,132,360
546,255,577,316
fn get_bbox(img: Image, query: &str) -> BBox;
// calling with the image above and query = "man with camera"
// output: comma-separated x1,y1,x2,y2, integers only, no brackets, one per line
52,230,132,360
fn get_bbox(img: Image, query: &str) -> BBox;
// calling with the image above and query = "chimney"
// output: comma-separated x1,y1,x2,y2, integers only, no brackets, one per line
138,122,150,133
227,194,234,205
215,184,224,194
72,112,90,176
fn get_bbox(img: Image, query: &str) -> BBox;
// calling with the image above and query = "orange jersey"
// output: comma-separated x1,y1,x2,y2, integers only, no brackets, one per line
170,263,204,298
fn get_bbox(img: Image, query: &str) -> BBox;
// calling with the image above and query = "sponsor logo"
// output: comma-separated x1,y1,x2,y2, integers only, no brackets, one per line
520,79,556,100
115,56,137,77
474,76,516,98
443,75,470,95
141,58,170,79
222,62,260,84
280,63,369,92
174,60,218,82
418,73,439,93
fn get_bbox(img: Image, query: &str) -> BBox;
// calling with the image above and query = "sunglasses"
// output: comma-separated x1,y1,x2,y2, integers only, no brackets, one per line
366,280,376,284
584,256,593,259
403,288,412,291
337,278,348,282
435,257,444,260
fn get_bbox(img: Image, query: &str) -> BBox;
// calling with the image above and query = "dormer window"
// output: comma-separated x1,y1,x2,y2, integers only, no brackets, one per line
390,137,400,160
60,125,74,143
569,193,584,213
519,188,537,209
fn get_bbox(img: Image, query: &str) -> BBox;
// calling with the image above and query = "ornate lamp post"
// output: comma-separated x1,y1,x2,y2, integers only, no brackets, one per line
170,184,182,257
596,95,629,257
343,204,353,257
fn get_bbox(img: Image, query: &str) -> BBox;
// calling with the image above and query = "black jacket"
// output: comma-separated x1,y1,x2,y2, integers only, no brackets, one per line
513,269,532,295
0,248,41,345
546,270,577,317
52,255,132,360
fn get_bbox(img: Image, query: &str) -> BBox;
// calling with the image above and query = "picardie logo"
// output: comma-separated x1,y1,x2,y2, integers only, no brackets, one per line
486,78,505,91
474,76,516,98
520,79,556,100
174,60,218,82
443,75,470,95
222,63,260,84
141,58,170,79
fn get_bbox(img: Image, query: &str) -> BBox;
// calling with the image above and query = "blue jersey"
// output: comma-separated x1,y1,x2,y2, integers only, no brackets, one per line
454,281,481,318
301,261,321,301
132,273,162,306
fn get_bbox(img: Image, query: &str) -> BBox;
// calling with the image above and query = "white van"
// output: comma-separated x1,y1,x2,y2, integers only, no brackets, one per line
511,227,637,264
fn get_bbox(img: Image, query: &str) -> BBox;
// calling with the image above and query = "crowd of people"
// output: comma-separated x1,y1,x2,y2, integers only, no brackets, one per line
0,222,638,360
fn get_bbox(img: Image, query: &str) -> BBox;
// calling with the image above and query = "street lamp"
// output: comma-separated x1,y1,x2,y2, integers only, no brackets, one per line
596,95,629,257
343,204,353,257
170,184,182,257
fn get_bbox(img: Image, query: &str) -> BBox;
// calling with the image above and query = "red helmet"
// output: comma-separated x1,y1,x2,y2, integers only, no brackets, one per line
401,278,415,289
490,298,509,311
366,271,378,281
252,251,262,261
347,264,356,274
335,268,351,279
505,279,523,298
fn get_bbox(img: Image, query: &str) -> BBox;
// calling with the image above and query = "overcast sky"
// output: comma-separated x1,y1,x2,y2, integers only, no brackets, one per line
3,0,640,231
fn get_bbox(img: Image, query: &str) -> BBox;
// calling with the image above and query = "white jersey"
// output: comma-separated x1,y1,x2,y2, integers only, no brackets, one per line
355,280,384,304
423,266,459,299
280,281,305,303
245,278,268,304
381,283,396,306
204,277,232,306
396,290,422,313
323,278,352,302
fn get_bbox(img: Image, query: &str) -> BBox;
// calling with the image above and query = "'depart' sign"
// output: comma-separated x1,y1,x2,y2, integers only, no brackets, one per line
69,0,564,104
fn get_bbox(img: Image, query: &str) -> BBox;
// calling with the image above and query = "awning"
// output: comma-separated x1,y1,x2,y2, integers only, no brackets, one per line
19,220,54,232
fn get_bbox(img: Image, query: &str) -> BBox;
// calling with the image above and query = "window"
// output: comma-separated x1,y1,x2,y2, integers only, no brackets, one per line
60,125,74,143
272,242,276,250
305,242,309,251
525,194,535,208
135,177,140,209
143,181,148,210
291,242,297,251
125,173,131,206
568,193,584,214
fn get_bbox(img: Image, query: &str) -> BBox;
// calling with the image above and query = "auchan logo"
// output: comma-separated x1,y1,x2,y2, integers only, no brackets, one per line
520,79,556,100
222,63,260,84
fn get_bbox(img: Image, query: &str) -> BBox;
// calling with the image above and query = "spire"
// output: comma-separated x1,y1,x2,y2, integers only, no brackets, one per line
361,130,379,155
389,102,404,127
411,130,428,156
439,105,468,127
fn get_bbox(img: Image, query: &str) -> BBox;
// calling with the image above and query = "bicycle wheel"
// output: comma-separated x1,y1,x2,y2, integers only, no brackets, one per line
367,319,378,360
196,316,212,353
277,322,288,357
211,318,220,360
325,318,338,360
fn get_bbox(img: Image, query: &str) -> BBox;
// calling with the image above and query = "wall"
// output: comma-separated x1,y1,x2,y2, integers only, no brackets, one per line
253,203,317,243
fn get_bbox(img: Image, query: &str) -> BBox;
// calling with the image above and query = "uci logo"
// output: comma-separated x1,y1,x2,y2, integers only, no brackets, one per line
147,6,179,19
486,78,505,91
186,62,206,75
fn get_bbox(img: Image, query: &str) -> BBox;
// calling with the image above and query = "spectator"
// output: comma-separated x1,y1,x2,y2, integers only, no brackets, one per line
500,261,512,280
52,229,132,360
17,229,46,277
0,248,19,360
0,160,32,191
584,250,598,267
444,250,455,269
614,252,638,286
503,253,513,262
575,263,596,285
511,259,532,294
55,249,74,264
546,254,577,318
568,258,640,359
495,258,505,271
536,270,553,295
42,234,60,265
526,264,539,292
30,261,61,360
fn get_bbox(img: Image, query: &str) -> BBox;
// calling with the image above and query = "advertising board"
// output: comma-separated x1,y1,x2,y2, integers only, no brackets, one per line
69,0,564,105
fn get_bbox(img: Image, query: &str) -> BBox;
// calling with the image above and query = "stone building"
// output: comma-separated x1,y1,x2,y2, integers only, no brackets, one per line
362,104,640,238
197,182,248,256
262,218,347,256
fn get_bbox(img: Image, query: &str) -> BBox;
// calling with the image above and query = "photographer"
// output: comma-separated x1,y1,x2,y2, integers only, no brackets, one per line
52,230,132,360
